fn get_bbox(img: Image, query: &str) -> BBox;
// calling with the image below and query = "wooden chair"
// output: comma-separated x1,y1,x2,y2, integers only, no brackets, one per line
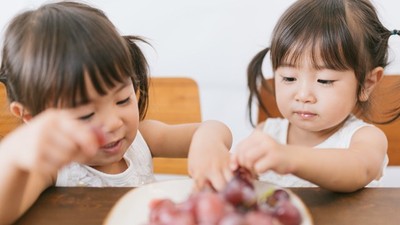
145,77,201,175
0,77,201,175
0,83,22,139
257,75,400,165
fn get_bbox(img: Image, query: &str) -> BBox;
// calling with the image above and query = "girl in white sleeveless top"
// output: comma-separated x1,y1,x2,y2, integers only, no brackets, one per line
0,2,232,224
231,0,396,192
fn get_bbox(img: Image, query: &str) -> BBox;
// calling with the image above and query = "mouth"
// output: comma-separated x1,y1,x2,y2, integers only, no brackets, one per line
294,111,317,119
100,139,123,154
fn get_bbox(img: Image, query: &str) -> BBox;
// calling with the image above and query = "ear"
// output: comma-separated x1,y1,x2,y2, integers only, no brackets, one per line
359,67,384,102
9,101,33,123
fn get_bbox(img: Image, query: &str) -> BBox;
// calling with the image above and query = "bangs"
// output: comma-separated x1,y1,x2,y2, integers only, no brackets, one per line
270,0,358,71
58,62,132,108
48,12,134,108
2,2,148,117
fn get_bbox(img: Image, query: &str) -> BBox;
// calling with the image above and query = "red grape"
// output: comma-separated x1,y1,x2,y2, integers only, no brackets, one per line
146,168,304,225
273,200,302,225
222,168,257,209
219,212,246,225
245,211,274,225
267,189,290,207
195,191,228,224
149,199,175,223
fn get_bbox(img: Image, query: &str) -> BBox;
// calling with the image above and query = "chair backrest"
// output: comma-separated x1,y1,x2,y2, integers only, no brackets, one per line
0,77,201,175
145,77,201,175
258,75,400,165
0,83,22,139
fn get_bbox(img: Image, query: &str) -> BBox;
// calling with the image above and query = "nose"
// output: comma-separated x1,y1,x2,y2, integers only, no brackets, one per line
294,82,316,104
98,109,123,133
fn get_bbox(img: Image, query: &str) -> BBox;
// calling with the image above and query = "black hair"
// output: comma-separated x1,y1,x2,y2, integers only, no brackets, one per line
0,1,150,120
247,0,394,126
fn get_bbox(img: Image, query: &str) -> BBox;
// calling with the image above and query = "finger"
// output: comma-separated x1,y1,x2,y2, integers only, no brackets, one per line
42,121,97,166
253,157,273,174
234,139,257,164
235,148,257,171
35,130,77,168
229,155,239,171
193,175,206,192
223,166,233,182
246,149,266,167
237,141,268,170
56,110,103,156
59,120,100,157
207,169,228,191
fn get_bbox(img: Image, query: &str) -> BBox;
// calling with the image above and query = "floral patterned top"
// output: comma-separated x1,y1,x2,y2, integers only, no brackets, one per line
56,131,155,187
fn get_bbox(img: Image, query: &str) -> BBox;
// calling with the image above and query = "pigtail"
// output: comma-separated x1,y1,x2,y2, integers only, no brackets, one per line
379,29,400,123
247,47,270,127
0,66,7,85
380,30,400,123
370,29,400,124
0,56,17,103
123,35,150,121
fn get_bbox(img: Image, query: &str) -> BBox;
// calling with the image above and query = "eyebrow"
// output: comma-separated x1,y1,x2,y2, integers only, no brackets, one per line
113,81,130,94
279,62,329,70
74,80,131,106
279,63,296,67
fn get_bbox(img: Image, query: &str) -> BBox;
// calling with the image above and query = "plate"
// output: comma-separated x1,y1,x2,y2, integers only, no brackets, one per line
104,178,313,225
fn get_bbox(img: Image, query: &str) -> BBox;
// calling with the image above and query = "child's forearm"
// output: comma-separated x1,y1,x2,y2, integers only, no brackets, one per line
192,120,232,149
0,149,30,225
289,146,383,192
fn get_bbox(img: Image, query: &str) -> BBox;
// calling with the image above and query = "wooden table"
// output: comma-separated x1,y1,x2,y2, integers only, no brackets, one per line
13,186,400,225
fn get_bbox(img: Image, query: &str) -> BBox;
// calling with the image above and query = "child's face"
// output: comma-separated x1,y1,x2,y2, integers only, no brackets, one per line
274,58,358,133
69,75,139,168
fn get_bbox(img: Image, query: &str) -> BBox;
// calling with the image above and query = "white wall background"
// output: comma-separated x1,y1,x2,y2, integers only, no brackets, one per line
1,0,399,185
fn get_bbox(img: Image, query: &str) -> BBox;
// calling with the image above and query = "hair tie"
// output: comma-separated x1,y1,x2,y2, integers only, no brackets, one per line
391,29,400,35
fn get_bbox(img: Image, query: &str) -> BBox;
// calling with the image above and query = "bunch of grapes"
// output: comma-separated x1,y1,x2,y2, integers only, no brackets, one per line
147,168,302,225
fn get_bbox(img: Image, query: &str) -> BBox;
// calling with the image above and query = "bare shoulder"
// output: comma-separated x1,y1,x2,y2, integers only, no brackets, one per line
351,125,388,151
255,121,265,130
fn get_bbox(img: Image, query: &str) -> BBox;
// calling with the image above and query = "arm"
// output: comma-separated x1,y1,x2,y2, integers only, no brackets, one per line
0,110,101,224
139,120,232,190
232,126,387,192
0,158,52,225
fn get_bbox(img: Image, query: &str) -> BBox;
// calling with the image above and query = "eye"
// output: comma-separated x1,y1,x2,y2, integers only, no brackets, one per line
78,112,94,121
282,77,296,83
317,79,335,86
116,96,131,105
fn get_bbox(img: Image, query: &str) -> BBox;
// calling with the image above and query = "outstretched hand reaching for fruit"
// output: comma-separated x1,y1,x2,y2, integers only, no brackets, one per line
147,168,304,225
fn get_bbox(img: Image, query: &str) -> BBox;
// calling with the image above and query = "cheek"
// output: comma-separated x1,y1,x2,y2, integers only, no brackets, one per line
125,104,139,128
274,87,291,113
324,86,357,106
123,109,139,145
315,90,357,123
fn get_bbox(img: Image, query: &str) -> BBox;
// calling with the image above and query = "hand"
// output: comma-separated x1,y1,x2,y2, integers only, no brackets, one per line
188,141,232,192
187,120,233,192
231,130,295,175
2,109,103,176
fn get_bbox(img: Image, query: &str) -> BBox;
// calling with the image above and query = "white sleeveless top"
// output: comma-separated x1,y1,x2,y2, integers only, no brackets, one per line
258,115,388,187
56,131,155,187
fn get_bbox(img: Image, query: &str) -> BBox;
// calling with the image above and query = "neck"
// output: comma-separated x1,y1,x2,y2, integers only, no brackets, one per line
91,159,128,174
287,120,345,147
